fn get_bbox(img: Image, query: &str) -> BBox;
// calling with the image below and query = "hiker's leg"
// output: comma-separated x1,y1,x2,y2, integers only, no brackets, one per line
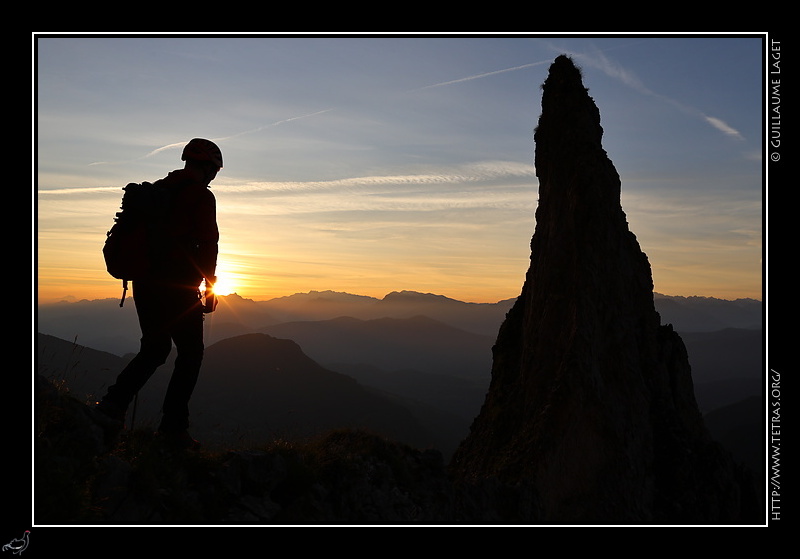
159,287,204,433
102,280,172,410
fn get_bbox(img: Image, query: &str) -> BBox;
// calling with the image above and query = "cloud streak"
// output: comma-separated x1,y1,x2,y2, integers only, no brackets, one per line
127,60,551,165
408,60,551,92
703,116,745,140
567,46,745,141
86,56,560,171
219,160,536,194
88,109,337,166
212,109,336,144
41,160,536,199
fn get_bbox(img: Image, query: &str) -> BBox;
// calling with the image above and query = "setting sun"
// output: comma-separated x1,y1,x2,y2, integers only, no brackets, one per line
208,258,247,296
210,277,234,296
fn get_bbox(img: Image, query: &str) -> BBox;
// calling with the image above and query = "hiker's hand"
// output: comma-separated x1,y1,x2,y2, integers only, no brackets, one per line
202,289,217,313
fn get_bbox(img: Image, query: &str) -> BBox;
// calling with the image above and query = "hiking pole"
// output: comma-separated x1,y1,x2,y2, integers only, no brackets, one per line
130,391,138,432
119,279,129,307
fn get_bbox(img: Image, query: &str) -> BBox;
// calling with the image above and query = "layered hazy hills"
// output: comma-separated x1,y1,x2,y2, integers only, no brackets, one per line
36,290,762,409
36,290,762,464
653,292,762,332
191,333,448,450
37,331,460,455
259,315,493,382
38,289,760,357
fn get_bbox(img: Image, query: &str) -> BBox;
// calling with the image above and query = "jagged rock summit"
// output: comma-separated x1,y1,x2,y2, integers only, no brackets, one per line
449,55,758,524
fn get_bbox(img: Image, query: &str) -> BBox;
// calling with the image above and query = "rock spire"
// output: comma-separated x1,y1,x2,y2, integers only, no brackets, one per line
449,55,757,524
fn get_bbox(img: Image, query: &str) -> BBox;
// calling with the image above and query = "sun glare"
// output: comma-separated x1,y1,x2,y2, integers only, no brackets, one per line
208,258,247,297
210,275,235,296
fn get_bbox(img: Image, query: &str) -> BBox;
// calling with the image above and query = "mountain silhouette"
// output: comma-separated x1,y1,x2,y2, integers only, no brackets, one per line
36,332,448,453
703,396,764,482
259,315,493,382
449,55,758,523
37,289,760,360
682,328,762,413
654,293,762,331
191,333,442,449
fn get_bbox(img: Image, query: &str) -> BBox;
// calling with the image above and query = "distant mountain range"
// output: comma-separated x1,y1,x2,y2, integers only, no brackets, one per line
653,293,762,332
37,289,761,357
35,290,763,464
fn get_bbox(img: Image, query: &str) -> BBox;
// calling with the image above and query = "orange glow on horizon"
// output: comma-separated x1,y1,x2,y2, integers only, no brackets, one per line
35,275,763,306
34,243,762,306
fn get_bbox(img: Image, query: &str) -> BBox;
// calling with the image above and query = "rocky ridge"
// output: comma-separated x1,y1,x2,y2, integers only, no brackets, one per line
449,55,758,523
35,375,517,524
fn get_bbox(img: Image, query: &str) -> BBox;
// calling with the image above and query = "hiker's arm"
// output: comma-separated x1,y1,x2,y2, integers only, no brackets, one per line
196,191,219,283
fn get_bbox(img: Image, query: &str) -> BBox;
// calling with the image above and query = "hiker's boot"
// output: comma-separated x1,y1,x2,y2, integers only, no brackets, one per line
157,429,201,451
93,399,126,444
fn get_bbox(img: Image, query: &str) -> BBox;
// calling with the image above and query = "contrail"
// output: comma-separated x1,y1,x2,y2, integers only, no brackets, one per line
144,141,186,158
90,58,560,168
89,109,335,166
219,60,547,143
569,46,745,141
150,109,336,156
409,60,550,92
123,58,543,164
214,109,335,143
413,47,742,142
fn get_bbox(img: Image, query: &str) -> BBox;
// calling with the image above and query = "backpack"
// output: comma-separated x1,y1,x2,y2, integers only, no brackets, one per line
103,181,174,306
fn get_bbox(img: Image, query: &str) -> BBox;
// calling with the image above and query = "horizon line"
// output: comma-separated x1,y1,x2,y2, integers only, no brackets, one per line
37,288,764,306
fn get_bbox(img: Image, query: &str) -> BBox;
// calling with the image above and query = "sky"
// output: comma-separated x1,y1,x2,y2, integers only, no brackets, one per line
35,33,765,304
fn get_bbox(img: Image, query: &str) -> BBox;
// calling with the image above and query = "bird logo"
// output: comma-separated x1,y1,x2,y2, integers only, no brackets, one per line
2,531,29,555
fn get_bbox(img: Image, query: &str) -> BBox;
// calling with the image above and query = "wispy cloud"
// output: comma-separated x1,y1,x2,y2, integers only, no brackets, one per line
143,141,187,158
40,160,536,201
212,109,335,143
37,185,120,195
216,160,536,195
567,47,745,142
408,60,550,92
703,116,745,141
91,59,551,168
88,109,336,166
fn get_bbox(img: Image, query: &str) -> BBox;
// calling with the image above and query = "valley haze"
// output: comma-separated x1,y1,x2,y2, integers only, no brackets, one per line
36,289,762,357
36,289,763,491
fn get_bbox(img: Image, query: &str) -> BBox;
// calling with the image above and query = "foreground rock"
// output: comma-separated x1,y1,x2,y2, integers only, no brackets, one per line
35,376,512,524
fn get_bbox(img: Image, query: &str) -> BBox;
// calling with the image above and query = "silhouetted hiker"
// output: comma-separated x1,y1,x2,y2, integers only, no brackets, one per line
95,138,222,450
